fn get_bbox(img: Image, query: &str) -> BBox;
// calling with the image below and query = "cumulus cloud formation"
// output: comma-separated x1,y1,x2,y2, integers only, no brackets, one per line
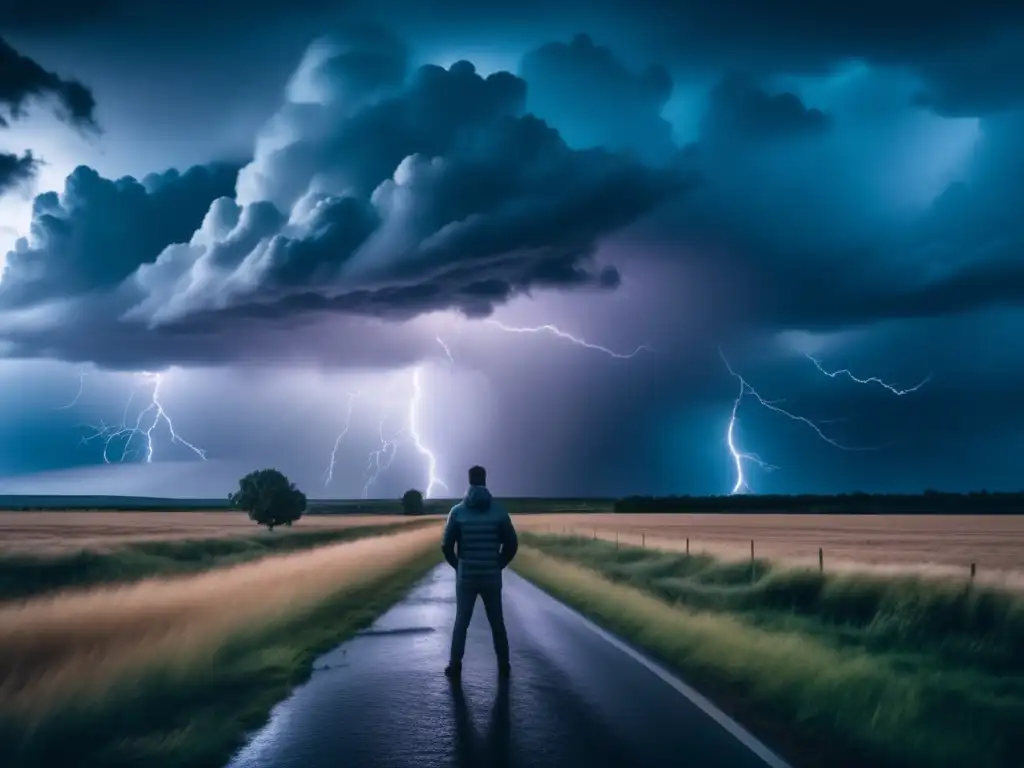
126,49,679,324
0,28,683,368
0,164,239,307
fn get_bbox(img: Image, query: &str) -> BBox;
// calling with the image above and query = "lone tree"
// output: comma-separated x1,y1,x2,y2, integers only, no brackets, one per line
229,469,306,530
401,489,425,516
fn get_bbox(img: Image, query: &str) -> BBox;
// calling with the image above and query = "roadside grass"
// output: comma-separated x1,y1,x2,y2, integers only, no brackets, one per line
0,519,435,603
513,537,1024,768
521,532,1024,673
0,526,442,768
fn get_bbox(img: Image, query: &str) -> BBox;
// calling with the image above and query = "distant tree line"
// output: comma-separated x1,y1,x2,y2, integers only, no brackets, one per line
614,491,1024,515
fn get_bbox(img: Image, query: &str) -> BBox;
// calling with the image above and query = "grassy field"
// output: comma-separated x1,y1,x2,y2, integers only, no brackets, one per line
515,512,1024,587
0,519,437,603
0,523,442,768
514,533,1024,768
0,510,422,555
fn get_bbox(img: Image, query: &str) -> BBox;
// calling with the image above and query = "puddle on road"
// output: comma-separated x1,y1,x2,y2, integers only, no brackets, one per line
357,626,437,637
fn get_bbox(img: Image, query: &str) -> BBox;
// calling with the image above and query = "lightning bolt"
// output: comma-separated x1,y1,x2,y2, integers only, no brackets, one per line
805,354,932,395
436,335,455,364
409,366,448,499
361,413,404,499
721,349,855,451
56,366,88,410
80,371,206,464
722,348,929,494
362,366,450,499
485,319,653,359
726,369,779,495
721,348,863,495
323,391,360,487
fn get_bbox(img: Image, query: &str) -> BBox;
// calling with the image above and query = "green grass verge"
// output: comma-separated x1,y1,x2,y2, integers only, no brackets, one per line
513,536,1024,768
0,520,435,602
0,546,442,768
521,532,1024,673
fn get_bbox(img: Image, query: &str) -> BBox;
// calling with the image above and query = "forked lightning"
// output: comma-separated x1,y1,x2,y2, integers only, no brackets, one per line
80,372,207,463
723,348,929,494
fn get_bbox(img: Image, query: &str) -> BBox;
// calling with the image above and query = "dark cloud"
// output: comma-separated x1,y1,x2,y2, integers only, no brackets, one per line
0,151,38,195
0,0,117,31
911,34,1024,117
11,0,1024,118
312,0,1024,119
700,73,830,142
518,34,676,164
0,38,99,194
0,38,98,130
0,0,340,32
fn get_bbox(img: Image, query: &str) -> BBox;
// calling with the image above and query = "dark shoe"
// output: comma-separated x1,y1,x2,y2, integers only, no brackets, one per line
444,662,462,678
498,662,511,678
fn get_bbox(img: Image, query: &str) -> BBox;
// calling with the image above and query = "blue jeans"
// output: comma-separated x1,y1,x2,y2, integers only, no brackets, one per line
450,580,510,665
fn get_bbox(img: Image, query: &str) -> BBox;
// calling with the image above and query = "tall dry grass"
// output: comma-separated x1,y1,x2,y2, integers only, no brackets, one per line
0,524,440,719
0,511,414,554
516,513,1024,588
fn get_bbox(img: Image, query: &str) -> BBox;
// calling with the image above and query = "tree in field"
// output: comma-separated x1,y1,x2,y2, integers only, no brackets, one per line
401,489,425,516
229,469,306,530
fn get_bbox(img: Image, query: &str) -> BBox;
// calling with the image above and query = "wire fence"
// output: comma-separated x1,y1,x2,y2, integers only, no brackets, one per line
527,522,983,584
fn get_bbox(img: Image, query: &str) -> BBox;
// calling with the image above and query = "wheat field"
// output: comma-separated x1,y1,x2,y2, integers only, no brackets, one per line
516,513,1024,587
0,511,414,555
0,524,440,718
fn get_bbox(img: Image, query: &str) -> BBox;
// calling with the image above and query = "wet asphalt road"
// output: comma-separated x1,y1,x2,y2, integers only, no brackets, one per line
226,565,790,768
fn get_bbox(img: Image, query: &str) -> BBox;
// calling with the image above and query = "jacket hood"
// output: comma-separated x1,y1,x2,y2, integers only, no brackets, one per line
464,485,492,511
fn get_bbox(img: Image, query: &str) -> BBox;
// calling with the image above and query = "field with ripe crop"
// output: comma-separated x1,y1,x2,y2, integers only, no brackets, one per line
0,524,441,767
514,512,1024,586
0,511,415,555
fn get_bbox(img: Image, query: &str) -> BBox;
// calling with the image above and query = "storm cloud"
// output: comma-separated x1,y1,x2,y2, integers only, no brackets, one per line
0,38,97,131
0,28,683,368
518,34,676,164
4,9,1024,497
0,151,38,195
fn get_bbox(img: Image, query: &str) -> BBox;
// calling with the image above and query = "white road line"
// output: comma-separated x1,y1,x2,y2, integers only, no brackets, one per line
507,571,794,768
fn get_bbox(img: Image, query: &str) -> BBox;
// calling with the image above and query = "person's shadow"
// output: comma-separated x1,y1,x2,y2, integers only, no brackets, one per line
449,677,511,767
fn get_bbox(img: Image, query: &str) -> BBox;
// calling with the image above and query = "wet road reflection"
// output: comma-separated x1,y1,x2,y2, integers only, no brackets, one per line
226,565,786,768
450,677,510,768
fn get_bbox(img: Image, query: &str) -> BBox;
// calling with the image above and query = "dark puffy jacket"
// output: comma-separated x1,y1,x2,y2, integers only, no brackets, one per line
441,485,518,585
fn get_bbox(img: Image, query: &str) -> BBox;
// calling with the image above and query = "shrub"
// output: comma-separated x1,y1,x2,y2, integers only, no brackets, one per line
401,489,425,516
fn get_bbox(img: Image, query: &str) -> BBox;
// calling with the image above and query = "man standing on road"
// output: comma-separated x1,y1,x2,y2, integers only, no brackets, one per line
442,465,519,679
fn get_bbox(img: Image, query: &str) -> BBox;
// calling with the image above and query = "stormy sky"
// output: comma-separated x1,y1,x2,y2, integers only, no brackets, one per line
2,1,1023,498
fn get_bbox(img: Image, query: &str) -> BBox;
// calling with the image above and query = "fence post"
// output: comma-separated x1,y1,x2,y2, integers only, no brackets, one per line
641,532,646,548
686,537,690,556
615,532,619,550
750,539,755,582
593,528,597,540
970,562,976,581
819,547,824,574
